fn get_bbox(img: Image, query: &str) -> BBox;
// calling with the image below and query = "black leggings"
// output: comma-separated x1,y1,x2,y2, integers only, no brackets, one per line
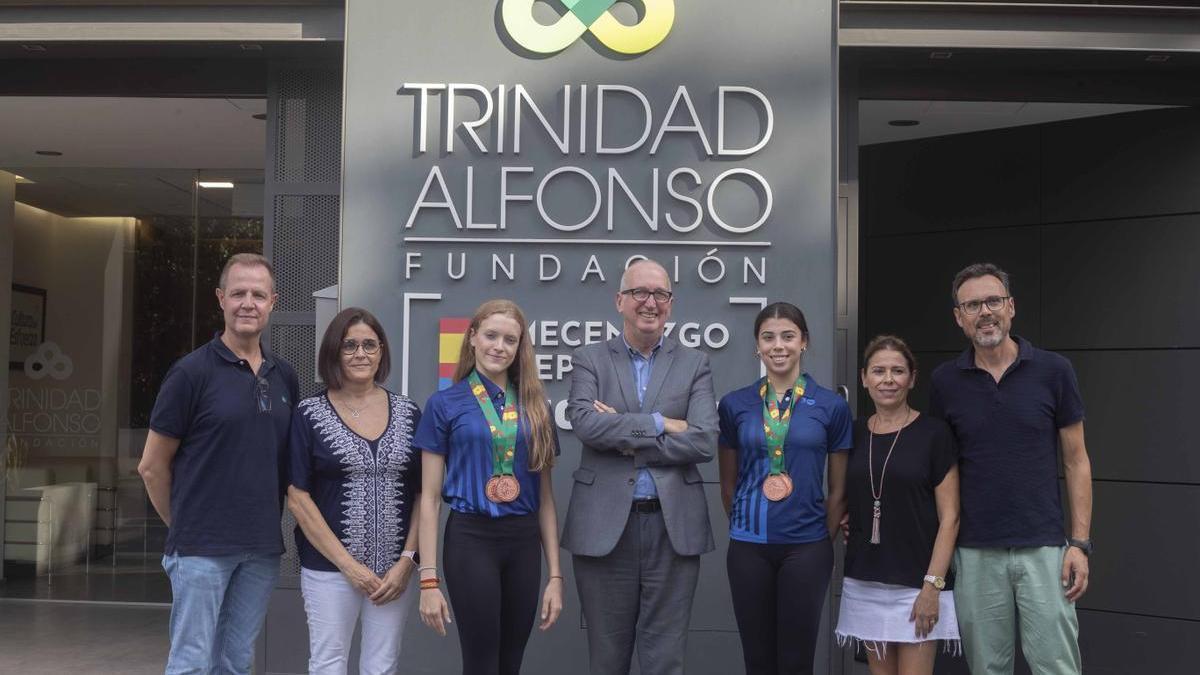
442,510,542,675
726,537,833,675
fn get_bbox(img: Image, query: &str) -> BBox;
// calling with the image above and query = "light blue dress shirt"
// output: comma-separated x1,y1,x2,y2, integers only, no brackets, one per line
624,335,665,500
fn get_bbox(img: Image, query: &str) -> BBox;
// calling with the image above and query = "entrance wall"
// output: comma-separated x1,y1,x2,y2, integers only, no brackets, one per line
860,106,1200,675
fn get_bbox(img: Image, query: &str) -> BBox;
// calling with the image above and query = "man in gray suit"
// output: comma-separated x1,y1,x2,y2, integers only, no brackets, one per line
563,258,718,675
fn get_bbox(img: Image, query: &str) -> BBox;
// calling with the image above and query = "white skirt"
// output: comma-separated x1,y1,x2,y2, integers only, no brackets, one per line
835,577,960,655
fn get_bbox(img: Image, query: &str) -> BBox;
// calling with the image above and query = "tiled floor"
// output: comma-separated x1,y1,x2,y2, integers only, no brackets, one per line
0,561,171,603
0,600,169,675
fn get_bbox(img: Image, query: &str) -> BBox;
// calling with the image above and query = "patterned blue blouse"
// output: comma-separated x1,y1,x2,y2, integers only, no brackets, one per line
287,390,421,575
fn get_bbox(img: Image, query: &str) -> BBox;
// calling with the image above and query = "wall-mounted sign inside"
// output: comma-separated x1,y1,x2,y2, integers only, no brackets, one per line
10,283,46,370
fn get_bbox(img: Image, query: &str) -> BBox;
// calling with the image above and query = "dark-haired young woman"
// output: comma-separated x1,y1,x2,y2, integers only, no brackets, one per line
286,307,423,674
414,299,563,675
717,301,853,675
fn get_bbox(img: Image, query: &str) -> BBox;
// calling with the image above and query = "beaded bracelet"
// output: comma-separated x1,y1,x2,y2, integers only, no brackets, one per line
419,578,441,590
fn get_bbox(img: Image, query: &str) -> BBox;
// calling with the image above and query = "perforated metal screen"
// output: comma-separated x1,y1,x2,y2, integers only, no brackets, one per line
274,68,342,184
271,323,316,577
278,507,302,577
271,324,318,399
265,64,342,581
273,195,339,313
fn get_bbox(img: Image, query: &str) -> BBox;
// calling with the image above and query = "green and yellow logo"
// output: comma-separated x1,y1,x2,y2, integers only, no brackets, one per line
500,0,674,56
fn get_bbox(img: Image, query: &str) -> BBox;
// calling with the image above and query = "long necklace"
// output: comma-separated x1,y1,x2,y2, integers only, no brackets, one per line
336,388,376,419
867,407,911,545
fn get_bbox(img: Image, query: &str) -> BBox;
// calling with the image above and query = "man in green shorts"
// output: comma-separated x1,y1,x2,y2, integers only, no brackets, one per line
930,263,1094,675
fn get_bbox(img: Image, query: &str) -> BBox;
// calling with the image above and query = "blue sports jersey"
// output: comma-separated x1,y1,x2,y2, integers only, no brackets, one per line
414,373,557,517
718,376,853,544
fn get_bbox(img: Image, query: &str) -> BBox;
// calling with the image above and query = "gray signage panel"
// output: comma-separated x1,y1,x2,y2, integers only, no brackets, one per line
339,1,835,672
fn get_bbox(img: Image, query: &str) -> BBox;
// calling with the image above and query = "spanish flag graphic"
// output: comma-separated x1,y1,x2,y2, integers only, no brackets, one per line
438,317,471,390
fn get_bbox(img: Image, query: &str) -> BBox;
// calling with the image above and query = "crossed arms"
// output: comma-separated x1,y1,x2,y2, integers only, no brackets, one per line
567,346,717,468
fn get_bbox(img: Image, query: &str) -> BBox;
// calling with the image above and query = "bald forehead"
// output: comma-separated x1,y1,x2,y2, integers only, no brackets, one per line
620,259,670,290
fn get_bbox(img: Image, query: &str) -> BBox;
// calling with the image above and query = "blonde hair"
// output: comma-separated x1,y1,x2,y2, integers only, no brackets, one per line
453,299,556,472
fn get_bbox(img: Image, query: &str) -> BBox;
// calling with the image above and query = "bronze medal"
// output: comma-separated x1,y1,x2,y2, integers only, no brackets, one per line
486,474,521,503
762,473,793,501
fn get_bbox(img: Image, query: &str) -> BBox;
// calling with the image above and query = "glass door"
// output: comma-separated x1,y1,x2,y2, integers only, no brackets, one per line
1,96,266,602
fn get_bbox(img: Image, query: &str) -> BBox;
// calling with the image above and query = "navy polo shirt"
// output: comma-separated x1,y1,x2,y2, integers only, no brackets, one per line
718,375,853,544
149,334,299,556
414,373,558,518
929,336,1084,548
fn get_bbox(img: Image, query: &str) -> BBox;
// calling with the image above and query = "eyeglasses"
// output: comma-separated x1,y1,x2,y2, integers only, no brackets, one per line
620,287,673,303
956,295,1010,315
341,339,381,355
255,376,271,414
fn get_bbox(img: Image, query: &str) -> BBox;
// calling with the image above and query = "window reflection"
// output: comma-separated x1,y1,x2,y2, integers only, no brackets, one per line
3,163,263,602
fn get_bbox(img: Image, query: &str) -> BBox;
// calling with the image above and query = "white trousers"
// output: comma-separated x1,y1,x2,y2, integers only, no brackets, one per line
300,567,416,675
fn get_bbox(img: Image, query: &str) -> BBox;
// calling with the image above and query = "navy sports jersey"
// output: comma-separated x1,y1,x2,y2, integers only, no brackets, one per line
288,390,421,575
414,373,558,517
149,335,299,556
718,376,853,544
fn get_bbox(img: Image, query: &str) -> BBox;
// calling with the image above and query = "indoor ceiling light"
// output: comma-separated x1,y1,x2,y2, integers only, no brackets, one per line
14,175,35,184
1145,54,1171,63
888,120,920,127
198,181,235,189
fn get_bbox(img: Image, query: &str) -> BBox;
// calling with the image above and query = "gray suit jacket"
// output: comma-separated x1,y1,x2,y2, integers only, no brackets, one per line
561,335,717,557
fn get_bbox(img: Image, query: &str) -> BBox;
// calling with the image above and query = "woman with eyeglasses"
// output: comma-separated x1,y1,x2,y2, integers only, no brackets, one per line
286,307,423,674
835,335,960,675
717,301,853,675
414,299,563,675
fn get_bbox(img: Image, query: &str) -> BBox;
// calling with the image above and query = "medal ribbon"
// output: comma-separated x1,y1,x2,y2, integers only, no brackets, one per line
468,370,519,477
759,375,806,476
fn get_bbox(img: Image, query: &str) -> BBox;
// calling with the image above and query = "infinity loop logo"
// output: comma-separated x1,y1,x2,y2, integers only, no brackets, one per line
24,341,74,381
501,0,674,56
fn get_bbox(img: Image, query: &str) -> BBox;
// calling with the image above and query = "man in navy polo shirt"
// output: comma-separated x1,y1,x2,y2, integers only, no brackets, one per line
139,253,299,675
930,262,1093,675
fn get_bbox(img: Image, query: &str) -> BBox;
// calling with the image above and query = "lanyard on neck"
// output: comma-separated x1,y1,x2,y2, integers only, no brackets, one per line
468,370,518,476
759,375,806,475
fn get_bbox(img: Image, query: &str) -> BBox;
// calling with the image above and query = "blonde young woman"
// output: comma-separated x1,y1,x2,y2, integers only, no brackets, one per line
835,335,961,675
414,299,563,675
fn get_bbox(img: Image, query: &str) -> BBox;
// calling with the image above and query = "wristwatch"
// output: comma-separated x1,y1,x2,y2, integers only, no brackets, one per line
400,550,419,565
922,574,945,590
1067,538,1093,557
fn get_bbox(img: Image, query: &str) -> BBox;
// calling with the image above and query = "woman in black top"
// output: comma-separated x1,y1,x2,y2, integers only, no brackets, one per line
835,335,960,675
